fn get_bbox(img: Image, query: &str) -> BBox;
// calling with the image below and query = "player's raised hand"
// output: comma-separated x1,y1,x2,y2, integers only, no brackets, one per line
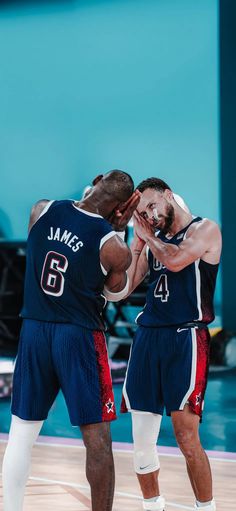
133,210,156,241
108,190,141,231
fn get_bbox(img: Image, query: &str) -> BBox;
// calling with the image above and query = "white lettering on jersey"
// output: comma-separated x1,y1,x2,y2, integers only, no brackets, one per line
48,227,54,240
60,230,72,243
47,227,84,252
153,259,166,271
72,241,83,252
67,234,79,248
54,228,61,241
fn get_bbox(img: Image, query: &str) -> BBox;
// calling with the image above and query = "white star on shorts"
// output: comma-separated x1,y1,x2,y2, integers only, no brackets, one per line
105,398,114,413
195,392,202,406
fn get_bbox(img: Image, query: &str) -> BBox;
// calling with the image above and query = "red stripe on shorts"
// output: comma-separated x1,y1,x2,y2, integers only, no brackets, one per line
188,328,210,418
93,331,117,422
120,393,128,413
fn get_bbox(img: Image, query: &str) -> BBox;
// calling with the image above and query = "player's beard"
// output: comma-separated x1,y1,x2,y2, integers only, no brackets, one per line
155,204,175,235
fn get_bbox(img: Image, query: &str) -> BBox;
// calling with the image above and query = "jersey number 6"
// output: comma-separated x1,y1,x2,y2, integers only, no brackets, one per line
154,274,169,302
41,251,68,297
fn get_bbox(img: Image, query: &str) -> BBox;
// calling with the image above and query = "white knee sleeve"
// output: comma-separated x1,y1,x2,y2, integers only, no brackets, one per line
131,411,162,474
2,415,43,511
194,499,216,511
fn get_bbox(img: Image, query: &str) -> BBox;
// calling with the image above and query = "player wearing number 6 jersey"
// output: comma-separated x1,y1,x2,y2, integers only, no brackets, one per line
121,178,221,511
2,170,141,511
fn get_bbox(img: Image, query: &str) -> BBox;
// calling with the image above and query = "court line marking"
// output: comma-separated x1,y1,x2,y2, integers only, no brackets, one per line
12,475,194,510
0,472,193,510
61,484,91,506
0,437,235,463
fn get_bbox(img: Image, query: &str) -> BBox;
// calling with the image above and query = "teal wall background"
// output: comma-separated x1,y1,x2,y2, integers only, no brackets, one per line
0,0,220,303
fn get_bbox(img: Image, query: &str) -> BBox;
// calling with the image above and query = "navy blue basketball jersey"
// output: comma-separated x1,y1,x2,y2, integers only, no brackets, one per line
21,200,116,330
137,217,219,327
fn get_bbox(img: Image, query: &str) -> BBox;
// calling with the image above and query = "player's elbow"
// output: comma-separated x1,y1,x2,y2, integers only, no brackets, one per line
103,276,129,302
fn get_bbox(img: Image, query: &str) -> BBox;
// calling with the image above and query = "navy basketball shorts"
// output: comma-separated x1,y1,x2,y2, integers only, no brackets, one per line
121,325,210,419
11,319,116,426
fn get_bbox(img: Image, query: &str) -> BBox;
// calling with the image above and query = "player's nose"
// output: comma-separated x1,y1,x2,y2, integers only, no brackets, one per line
147,214,155,224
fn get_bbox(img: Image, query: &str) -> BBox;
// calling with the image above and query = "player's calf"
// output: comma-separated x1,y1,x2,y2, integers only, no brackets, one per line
80,422,115,511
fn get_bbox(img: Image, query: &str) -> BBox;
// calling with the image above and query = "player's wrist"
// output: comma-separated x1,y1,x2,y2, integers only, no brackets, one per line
133,233,146,249
145,233,155,243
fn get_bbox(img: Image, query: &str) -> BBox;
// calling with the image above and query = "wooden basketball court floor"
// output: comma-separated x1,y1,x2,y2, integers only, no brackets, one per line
0,435,235,510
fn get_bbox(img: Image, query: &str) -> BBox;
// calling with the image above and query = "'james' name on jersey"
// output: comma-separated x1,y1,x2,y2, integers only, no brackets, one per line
47,226,84,252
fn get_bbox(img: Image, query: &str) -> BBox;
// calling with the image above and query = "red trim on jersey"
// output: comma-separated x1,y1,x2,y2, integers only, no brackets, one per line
93,331,117,422
188,328,210,419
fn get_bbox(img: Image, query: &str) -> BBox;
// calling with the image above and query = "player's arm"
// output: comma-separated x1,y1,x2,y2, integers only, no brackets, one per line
28,199,50,233
134,213,222,272
126,233,149,294
100,235,132,301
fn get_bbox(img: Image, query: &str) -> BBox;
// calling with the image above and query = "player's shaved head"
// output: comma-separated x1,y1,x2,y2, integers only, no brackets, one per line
93,170,134,203
137,177,171,193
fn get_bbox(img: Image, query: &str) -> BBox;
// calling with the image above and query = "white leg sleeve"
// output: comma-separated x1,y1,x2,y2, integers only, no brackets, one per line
131,411,162,474
2,415,43,511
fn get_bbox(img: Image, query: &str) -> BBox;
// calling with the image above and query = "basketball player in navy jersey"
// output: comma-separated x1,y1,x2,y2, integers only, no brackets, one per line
2,170,141,511
121,178,222,511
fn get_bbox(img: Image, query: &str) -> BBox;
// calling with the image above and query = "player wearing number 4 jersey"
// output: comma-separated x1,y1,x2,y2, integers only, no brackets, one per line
121,178,222,511
2,170,141,511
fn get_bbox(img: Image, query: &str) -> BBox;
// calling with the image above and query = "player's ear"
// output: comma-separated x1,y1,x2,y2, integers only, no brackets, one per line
92,174,103,186
164,189,174,201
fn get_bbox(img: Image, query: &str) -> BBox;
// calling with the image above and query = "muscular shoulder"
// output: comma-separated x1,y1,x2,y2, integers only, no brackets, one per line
186,217,221,239
28,199,51,232
185,217,222,262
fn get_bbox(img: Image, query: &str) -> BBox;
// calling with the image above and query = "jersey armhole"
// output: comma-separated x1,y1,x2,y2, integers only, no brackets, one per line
37,200,55,221
183,217,202,241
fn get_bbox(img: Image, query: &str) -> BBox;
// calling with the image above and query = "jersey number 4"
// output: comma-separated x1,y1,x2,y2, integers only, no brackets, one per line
41,251,68,296
154,274,169,302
